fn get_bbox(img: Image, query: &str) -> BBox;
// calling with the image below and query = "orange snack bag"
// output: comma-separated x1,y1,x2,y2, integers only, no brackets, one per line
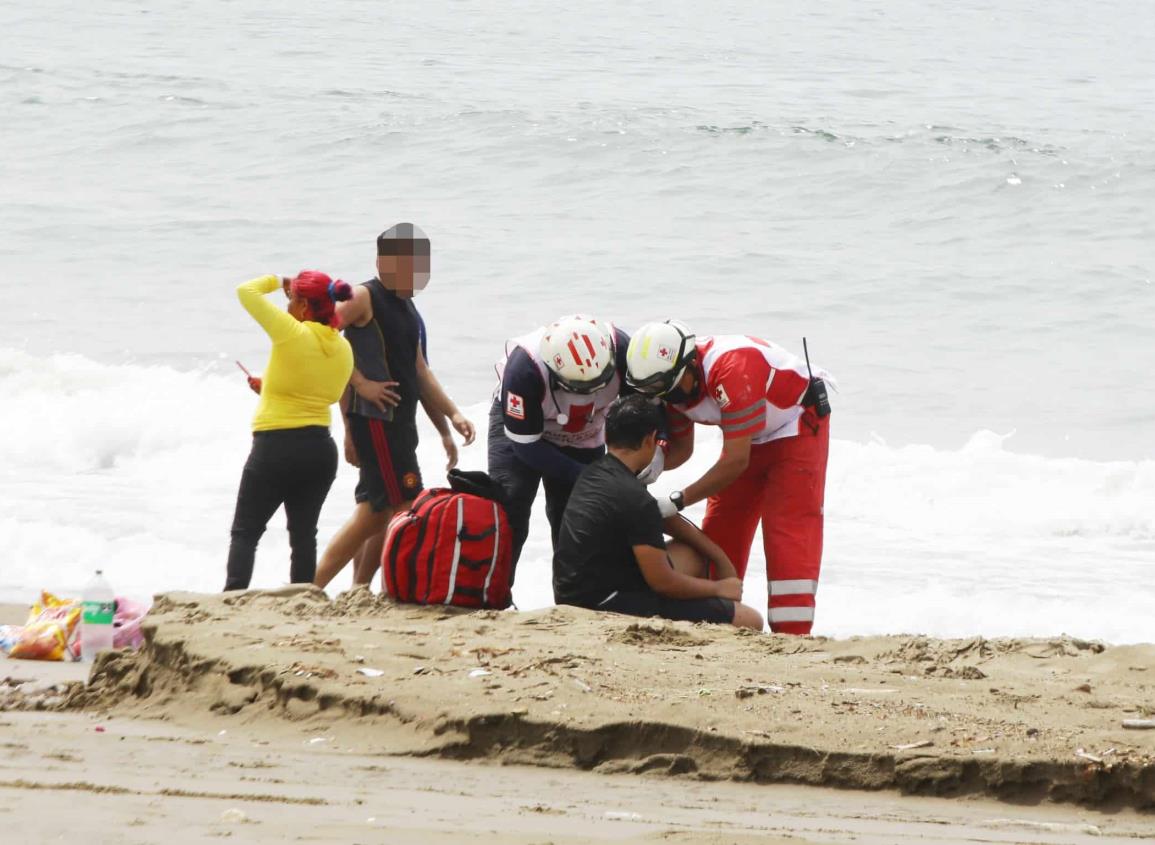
8,592,82,661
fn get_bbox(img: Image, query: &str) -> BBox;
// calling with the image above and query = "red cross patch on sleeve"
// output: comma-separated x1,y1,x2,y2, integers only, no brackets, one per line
506,392,526,420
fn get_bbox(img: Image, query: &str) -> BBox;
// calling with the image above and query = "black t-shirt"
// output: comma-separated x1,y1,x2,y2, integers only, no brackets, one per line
552,453,666,608
345,279,422,427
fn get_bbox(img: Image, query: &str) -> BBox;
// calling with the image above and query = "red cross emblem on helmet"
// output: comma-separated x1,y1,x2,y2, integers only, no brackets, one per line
658,346,672,360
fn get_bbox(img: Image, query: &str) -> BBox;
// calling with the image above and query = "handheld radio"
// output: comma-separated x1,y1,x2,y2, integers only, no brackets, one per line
802,338,831,418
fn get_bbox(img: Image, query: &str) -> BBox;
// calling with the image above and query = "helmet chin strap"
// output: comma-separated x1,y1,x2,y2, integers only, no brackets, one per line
547,374,570,425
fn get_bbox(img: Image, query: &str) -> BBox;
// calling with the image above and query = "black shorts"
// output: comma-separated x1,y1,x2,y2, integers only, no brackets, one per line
347,414,423,512
595,590,735,625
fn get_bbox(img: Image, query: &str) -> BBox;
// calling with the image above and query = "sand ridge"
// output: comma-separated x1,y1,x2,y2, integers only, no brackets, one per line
7,711,1150,845
63,586,1155,810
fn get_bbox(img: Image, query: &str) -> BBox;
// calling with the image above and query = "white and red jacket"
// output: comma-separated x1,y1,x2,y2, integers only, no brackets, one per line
667,336,826,444
493,326,631,449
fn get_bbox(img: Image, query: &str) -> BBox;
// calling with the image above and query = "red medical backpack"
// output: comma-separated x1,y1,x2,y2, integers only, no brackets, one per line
381,488,513,609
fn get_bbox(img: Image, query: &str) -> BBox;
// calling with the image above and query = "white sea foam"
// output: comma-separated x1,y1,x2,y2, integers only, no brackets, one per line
2,349,1151,642
4,1,1155,467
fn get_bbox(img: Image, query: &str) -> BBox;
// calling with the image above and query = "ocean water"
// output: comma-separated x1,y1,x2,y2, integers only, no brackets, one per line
2,1,1152,640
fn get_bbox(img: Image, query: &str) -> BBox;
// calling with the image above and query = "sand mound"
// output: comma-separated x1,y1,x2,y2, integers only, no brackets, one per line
608,622,709,648
64,588,1155,810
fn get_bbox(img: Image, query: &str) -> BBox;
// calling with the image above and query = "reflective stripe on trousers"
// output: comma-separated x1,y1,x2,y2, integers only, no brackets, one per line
767,605,815,624
769,579,817,597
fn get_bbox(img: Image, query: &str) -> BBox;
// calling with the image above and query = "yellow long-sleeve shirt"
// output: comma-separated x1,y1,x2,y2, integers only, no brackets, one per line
237,275,354,432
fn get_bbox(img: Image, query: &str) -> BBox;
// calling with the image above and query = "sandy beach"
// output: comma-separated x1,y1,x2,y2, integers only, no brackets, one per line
3,590,1154,842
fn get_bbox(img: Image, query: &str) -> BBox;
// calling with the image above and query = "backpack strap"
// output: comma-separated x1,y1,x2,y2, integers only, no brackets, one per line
481,500,501,606
443,496,465,605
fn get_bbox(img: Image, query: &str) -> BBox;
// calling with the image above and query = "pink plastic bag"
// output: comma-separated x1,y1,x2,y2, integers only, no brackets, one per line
113,597,149,650
70,596,150,658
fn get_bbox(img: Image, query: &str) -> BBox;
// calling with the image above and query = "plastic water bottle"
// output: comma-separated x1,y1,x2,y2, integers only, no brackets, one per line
81,570,116,662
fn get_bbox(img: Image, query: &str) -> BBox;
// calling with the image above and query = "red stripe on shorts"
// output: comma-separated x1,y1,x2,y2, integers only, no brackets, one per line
368,418,403,505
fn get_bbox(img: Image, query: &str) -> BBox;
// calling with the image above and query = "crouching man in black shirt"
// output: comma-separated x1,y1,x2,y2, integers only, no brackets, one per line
553,396,764,630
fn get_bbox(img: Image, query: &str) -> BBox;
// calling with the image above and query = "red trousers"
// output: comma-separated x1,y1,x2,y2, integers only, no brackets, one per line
701,412,829,634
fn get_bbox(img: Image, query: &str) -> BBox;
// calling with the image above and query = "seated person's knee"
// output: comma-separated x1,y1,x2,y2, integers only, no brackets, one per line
665,540,708,578
731,603,764,631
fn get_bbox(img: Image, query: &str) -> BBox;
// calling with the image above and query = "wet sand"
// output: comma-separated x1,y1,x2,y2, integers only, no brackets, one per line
2,709,1152,844
2,590,1154,842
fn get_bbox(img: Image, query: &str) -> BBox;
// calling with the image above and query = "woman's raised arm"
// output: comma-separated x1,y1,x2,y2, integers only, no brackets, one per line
236,275,300,343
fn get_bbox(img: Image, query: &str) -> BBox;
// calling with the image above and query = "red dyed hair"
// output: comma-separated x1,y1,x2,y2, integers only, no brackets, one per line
290,271,353,328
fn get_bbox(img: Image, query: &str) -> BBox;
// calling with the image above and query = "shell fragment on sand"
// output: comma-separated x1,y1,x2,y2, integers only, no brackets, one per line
736,684,785,698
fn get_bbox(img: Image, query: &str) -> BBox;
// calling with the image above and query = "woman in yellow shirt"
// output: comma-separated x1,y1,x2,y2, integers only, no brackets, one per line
225,272,355,590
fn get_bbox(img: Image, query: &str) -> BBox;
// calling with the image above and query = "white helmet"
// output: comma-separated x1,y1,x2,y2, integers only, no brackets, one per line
626,320,698,397
540,315,617,394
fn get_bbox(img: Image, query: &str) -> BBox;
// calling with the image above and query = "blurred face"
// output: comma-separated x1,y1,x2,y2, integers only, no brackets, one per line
377,252,430,299
283,278,310,321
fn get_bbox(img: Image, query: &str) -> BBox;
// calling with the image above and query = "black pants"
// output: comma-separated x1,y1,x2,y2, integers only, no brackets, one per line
486,401,602,579
225,427,338,591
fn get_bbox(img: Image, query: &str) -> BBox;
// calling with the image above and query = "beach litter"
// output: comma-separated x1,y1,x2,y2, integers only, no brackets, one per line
1,593,149,662
736,683,784,698
220,808,248,824
356,667,385,678
1,593,81,661
1074,748,1103,764
604,811,643,822
981,819,1102,836
468,668,492,678
890,740,934,750
1121,719,1155,730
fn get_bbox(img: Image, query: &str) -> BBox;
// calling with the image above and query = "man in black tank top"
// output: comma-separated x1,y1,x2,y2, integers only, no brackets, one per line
314,224,476,589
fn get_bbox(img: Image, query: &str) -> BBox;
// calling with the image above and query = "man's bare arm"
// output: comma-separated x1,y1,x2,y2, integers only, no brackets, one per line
681,434,752,508
415,346,475,445
335,285,373,328
421,394,459,470
664,426,695,470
